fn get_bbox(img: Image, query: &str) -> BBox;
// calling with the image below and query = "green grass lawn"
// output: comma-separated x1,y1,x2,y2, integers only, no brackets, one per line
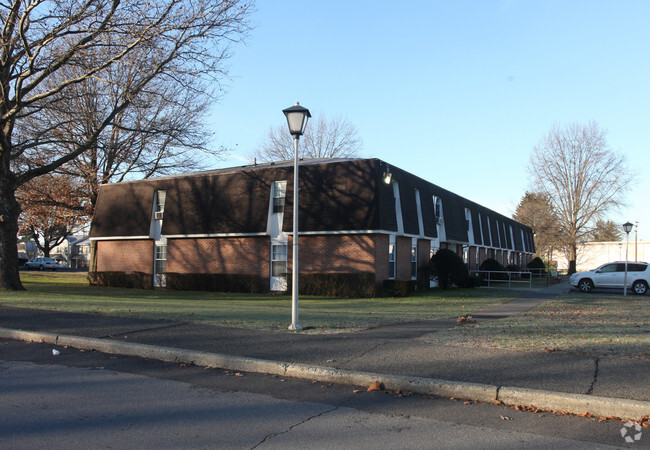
4,272,521,331
421,292,650,358
5,273,647,357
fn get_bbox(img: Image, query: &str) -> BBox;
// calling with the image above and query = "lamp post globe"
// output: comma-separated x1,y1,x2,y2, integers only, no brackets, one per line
623,221,633,296
283,102,311,136
283,102,311,331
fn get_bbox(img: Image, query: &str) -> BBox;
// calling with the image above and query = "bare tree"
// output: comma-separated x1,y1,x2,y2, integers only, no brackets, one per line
0,0,252,290
36,59,217,212
18,174,86,257
251,113,362,162
528,121,629,274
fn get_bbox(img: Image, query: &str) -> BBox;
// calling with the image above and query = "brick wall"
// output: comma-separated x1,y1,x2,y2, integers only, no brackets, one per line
374,234,389,284
395,236,413,280
96,233,418,289
296,234,377,275
167,237,270,277
96,240,154,273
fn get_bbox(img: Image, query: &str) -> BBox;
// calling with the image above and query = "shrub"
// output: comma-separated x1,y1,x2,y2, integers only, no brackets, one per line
505,264,521,279
382,279,415,297
527,257,546,269
429,249,469,289
88,271,153,289
479,258,508,280
165,273,268,293
297,273,376,298
459,274,483,288
527,257,547,276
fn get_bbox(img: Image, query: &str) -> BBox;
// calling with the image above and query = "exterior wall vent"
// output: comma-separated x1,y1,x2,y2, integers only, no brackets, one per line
154,211,164,220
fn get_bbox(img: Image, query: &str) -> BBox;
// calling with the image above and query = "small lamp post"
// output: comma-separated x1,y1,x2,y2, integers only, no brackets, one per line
283,102,311,331
623,221,634,296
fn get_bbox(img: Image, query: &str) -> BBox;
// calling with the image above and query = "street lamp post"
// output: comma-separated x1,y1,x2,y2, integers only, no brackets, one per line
623,221,634,296
283,102,311,331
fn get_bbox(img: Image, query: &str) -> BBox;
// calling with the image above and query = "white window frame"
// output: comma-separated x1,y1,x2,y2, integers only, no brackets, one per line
271,244,288,278
272,181,287,214
388,235,396,280
154,243,167,288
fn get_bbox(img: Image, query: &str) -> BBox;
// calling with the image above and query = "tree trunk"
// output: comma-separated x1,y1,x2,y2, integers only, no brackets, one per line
568,243,577,275
0,179,25,290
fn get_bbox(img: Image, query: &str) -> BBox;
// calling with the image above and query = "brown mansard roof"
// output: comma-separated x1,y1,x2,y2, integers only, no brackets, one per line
90,158,534,252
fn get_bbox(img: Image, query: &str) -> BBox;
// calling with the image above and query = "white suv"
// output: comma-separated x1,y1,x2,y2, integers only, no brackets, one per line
570,261,649,295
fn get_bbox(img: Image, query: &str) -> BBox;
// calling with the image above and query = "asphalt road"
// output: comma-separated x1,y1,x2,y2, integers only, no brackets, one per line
0,339,642,449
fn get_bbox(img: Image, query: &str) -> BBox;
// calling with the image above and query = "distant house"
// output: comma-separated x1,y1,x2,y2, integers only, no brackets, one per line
17,242,38,266
89,158,535,293
50,236,91,268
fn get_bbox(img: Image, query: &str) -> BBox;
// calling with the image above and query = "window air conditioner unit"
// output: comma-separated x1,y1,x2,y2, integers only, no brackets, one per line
154,211,164,220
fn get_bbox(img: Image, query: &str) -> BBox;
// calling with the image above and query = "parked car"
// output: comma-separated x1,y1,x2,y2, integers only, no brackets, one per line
23,257,62,271
570,261,649,295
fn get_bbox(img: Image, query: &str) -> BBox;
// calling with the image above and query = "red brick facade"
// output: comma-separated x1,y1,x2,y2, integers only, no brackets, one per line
295,234,380,284
96,240,154,273
94,233,420,289
167,237,270,277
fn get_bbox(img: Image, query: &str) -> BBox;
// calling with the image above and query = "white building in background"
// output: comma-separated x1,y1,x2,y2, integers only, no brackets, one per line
558,241,650,272
49,236,91,268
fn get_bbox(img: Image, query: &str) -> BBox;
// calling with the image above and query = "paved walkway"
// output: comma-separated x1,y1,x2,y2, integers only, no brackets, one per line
1,282,648,409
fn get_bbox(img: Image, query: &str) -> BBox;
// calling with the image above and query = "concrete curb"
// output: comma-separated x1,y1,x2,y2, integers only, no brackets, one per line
2,327,648,421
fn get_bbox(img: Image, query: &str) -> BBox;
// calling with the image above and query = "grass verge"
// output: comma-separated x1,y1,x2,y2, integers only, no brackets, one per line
420,292,650,358
3,272,521,331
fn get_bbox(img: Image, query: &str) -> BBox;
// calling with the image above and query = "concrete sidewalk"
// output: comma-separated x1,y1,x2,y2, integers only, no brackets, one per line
1,282,648,420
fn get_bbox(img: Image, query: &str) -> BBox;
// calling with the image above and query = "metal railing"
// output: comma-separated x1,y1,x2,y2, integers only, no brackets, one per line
470,270,536,288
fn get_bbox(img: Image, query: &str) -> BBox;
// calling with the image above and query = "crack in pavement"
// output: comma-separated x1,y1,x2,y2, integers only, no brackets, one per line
335,341,386,366
250,405,340,449
98,323,185,339
585,357,600,395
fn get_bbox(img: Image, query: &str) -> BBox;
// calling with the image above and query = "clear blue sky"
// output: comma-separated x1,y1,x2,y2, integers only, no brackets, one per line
208,1,650,240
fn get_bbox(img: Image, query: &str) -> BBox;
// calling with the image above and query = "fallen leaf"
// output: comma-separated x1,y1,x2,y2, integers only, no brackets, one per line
457,314,477,325
367,381,384,392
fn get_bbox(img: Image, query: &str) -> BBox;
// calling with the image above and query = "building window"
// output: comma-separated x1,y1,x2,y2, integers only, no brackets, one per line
411,240,417,280
157,190,166,212
155,245,167,273
271,244,287,277
433,196,443,223
388,235,396,279
154,190,166,220
272,181,287,214
154,244,167,288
